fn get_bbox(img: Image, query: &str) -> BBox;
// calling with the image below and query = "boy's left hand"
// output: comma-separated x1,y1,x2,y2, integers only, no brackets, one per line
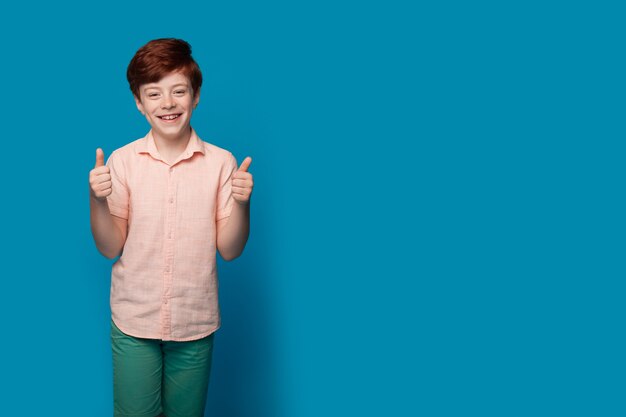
232,157,253,205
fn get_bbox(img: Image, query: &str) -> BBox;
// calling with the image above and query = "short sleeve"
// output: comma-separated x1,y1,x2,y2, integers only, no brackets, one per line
106,150,130,220
216,152,238,221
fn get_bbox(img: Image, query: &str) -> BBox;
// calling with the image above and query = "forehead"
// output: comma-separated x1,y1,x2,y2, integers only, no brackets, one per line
142,72,191,89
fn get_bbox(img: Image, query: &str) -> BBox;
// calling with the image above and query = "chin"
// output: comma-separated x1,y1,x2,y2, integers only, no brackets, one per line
156,124,191,138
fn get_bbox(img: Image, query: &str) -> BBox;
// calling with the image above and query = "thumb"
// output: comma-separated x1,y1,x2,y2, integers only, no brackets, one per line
95,148,105,168
237,156,252,172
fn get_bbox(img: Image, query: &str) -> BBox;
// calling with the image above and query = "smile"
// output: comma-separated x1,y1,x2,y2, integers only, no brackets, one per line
157,114,182,121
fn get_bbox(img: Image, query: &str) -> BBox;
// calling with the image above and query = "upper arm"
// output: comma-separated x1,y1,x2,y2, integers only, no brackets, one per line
215,153,237,259
106,150,130,220
216,216,229,256
216,153,237,222
111,214,128,247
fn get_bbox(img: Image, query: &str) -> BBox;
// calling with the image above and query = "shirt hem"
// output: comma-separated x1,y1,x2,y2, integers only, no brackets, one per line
111,316,220,342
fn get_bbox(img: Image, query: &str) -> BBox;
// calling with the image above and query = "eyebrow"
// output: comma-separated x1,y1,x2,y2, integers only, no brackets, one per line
143,83,189,91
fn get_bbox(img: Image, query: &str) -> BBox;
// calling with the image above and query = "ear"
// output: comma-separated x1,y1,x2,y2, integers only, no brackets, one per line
134,95,145,114
193,87,201,108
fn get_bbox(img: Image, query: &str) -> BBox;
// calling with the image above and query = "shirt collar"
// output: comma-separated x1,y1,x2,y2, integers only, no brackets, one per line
136,127,206,163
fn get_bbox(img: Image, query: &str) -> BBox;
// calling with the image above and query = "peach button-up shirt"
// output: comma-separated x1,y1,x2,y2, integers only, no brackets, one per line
106,128,237,341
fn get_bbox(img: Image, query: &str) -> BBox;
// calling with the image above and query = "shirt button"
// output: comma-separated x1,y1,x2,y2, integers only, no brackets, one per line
163,299,168,304
169,197,174,203
169,167,174,173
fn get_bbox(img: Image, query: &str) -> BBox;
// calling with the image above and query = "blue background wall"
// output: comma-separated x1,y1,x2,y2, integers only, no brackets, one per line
1,1,625,416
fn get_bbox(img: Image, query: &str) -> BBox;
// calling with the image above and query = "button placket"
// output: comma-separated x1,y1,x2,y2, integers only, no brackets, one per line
161,164,177,338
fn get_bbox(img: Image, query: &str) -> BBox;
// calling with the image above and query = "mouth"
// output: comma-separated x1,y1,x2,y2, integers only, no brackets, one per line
157,113,183,122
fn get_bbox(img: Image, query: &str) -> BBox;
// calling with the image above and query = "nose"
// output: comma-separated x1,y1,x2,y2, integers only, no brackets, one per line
161,94,176,109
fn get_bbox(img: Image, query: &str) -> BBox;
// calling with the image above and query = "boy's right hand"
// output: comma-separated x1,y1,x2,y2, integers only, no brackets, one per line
89,148,112,200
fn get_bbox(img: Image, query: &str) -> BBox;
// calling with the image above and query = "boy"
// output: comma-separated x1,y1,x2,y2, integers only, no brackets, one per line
89,38,253,417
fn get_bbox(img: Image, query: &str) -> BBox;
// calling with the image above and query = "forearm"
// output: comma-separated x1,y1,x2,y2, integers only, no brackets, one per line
90,195,125,259
217,201,250,261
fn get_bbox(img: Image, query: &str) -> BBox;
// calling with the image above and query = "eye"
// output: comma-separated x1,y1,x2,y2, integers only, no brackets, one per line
148,93,160,98
174,90,186,96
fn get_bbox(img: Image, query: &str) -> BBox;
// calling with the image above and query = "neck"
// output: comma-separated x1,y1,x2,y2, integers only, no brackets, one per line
152,126,192,154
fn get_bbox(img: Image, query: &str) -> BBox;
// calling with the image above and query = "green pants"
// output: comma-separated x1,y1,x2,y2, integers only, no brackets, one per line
111,320,215,417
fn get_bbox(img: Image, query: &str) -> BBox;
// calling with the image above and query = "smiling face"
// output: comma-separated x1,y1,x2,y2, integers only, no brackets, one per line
135,71,200,142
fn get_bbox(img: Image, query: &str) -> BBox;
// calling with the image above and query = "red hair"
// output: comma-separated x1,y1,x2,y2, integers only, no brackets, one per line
127,38,203,99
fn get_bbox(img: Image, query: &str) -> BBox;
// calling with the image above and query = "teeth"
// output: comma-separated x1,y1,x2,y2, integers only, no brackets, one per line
162,114,180,120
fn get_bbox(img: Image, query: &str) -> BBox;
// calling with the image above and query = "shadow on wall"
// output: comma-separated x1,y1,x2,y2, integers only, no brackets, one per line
206,200,279,417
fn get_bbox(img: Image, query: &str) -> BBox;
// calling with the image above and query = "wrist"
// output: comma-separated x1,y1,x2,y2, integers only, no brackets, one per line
90,192,108,205
233,198,251,207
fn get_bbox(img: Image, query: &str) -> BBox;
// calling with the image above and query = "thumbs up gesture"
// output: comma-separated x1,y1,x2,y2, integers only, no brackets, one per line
232,157,254,205
89,148,112,200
